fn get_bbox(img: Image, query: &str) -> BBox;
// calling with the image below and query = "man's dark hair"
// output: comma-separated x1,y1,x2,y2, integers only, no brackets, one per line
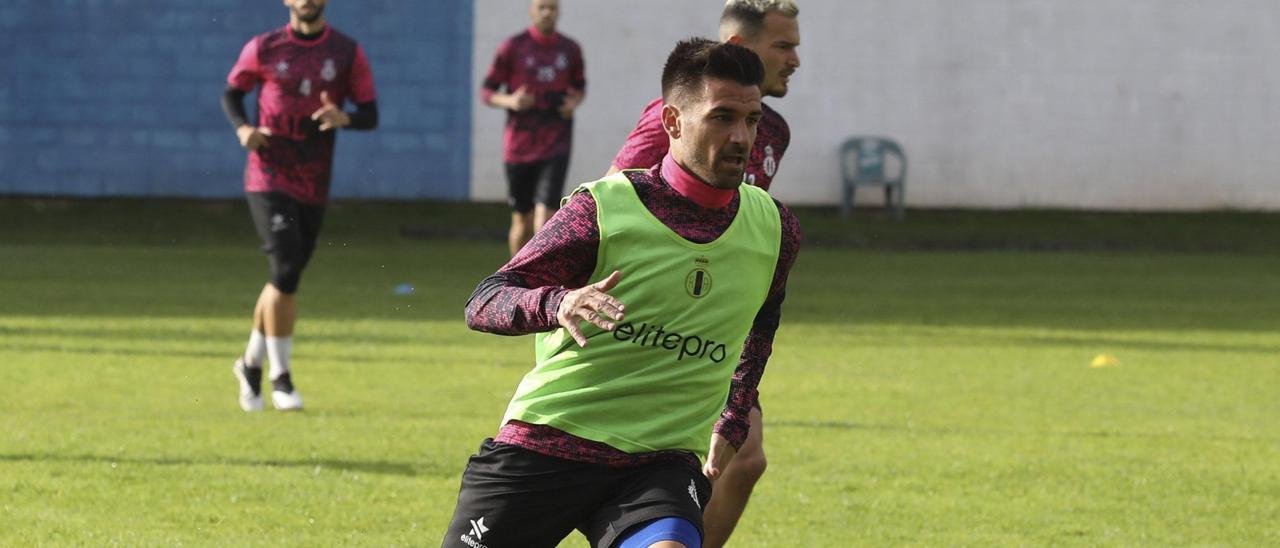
661,38,764,107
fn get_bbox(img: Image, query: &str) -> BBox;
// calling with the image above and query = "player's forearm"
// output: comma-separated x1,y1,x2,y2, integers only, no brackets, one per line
712,244,795,447
465,272,567,335
714,390,756,449
221,87,250,130
467,192,600,334
482,88,511,109
480,78,502,105
714,319,776,448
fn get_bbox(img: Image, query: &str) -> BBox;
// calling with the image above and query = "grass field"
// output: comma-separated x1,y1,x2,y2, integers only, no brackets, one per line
1,199,1278,546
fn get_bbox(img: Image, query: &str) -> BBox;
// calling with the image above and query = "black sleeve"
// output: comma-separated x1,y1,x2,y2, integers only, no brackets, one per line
346,101,378,130
221,86,250,130
464,271,530,334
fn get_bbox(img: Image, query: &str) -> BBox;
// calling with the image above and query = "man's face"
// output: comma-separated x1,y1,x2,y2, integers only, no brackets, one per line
744,13,801,98
666,78,763,189
284,0,326,23
529,0,559,34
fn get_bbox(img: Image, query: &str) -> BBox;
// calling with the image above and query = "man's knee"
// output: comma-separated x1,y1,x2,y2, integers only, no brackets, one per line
730,449,767,485
511,211,535,227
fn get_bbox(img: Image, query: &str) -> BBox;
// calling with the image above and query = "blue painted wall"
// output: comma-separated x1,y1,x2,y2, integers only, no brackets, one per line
0,1,472,200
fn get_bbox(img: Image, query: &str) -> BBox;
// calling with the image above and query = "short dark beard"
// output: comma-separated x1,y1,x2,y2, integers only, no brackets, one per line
294,4,325,23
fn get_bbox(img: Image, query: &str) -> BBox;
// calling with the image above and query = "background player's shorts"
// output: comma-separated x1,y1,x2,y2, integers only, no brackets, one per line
441,438,711,548
246,192,325,294
504,155,570,213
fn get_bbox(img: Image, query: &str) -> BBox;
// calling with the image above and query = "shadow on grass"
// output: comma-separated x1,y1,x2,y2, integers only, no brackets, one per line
0,324,452,348
0,341,503,368
0,452,452,478
771,420,1280,443
5,198,1280,333
841,330,1280,355
0,343,228,360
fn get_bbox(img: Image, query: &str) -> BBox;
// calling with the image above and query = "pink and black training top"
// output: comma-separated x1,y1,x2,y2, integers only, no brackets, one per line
227,25,377,204
482,27,586,164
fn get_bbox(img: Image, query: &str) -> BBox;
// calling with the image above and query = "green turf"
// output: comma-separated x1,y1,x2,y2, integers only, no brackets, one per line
1,199,1278,546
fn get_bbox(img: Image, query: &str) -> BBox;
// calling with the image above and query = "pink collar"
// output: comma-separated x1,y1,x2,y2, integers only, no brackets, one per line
661,154,736,209
528,25,558,46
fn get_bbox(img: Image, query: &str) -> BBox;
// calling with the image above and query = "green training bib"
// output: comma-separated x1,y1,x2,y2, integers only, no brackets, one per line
501,173,781,458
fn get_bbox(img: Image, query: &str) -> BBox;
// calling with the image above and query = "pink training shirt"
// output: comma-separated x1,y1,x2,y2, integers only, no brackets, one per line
612,98,791,192
227,25,377,204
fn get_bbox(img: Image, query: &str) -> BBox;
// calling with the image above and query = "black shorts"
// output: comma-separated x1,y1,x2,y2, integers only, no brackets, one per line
505,155,570,213
441,439,711,548
246,192,325,294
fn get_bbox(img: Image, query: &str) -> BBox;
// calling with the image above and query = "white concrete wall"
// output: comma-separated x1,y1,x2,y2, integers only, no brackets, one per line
472,1,1280,210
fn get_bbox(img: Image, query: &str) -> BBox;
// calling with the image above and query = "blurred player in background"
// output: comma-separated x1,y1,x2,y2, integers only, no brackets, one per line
608,1,801,545
482,0,586,256
221,0,377,412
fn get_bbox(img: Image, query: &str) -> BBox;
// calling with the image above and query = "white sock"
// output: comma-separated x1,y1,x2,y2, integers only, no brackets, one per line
266,336,292,381
243,330,267,368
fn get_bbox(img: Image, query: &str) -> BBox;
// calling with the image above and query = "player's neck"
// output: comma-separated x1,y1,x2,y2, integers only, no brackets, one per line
661,154,735,209
528,24,557,45
290,17,327,37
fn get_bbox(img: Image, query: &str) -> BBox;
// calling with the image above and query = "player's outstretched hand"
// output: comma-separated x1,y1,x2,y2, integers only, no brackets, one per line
703,433,737,483
557,270,626,347
236,125,272,150
311,91,351,131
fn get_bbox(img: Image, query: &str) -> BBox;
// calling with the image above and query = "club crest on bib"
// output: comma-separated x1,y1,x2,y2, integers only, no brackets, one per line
321,58,336,81
275,61,289,76
685,256,713,298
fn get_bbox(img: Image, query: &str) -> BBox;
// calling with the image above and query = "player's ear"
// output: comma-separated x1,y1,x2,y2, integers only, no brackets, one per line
725,34,747,46
661,103,681,140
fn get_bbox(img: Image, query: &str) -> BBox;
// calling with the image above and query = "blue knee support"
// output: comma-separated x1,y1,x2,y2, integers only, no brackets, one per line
616,517,700,548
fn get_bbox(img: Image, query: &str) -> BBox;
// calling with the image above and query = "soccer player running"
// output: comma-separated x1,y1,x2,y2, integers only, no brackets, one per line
607,2,800,545
442,39,800,548
221,0,377,412
481,0,587,256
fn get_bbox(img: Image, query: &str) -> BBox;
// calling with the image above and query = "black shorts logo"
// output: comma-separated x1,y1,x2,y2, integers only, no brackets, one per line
270,213,289,232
